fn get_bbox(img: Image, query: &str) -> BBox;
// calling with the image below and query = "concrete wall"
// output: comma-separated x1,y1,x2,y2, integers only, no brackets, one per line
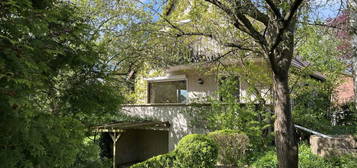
122,104,210,151
187,71,218,101
167,70,218,101
310,135,357,157
116,130,169,165
239,80,272,104
169,69,271,104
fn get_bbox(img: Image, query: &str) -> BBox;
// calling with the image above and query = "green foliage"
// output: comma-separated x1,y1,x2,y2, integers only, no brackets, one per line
175,134,218,168
72,140,111,168
250,144,357,168
191,75,272,148
332,155,357,168
291,77,333,131
298,144,334,168
208,130,250,166
130,134,218,168
73,0,192,94
98,133,113,159
251,149,277,168
332,102,357,127
292,25,349,135
0,0,125,167
130,152,176,168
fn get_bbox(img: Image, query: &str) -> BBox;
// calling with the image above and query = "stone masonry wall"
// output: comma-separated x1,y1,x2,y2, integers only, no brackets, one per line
310,135,357,157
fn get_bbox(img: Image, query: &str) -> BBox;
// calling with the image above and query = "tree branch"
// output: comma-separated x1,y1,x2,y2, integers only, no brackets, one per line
265,0,283,19
283,0,304,24
176,32,213,38
205,0,267,46
224,43,262,54
235,0,269,25
209,49,239,62
268,0,304,63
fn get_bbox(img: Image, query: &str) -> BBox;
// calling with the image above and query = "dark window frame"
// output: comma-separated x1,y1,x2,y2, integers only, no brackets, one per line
147,80,188,104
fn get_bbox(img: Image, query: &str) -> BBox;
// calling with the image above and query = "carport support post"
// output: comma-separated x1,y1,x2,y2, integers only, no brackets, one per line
110,132,121,168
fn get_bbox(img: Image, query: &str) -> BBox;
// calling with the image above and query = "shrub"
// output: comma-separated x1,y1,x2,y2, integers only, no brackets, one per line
336,155,357,168
208,129,250,166
175,134,218,168
251,149,277,168
250,143,357,168
298,144,334,168
130,152,176,168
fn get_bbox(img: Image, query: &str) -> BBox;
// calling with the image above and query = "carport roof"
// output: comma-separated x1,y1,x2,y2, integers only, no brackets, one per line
92,121,170,133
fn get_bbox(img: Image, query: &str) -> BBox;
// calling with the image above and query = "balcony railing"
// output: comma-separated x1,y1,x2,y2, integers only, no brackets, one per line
121,103,211,150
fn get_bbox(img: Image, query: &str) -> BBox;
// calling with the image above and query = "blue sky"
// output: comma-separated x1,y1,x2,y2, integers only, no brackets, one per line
139,0,346,22
311,0,347,20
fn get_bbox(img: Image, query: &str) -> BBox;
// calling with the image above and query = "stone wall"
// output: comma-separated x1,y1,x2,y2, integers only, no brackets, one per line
310,135,357,157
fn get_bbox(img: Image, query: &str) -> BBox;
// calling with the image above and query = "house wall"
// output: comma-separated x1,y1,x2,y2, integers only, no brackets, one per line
122,104,210,151
333,76,354,105
136,60,272,104
116,130,169,165
168,68,272,104
169,70,219,101
240,80,272,104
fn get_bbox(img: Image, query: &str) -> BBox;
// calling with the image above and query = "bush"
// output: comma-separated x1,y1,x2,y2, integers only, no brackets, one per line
130,134,218,168
298,144,334,168
130,152,176,168
208,129,249,166
175,134,218,168
251,149,277,168
72,143,111,168
250,144,357,168
336,155,357,168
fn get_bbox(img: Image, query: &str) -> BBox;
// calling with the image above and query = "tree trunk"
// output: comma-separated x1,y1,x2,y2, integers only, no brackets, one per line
273,73,298,168
266,10,298,167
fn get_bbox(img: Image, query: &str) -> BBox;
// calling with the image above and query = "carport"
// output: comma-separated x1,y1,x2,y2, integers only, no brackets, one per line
92,121,170,168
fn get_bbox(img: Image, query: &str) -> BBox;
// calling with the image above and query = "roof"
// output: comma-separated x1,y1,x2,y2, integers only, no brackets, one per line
144,75,186,82
291,58,326,81
92,121,170,133
166,58,326,81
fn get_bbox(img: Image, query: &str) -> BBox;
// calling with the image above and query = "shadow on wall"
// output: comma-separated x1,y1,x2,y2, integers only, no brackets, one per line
122,105,211,151
116,129,169,166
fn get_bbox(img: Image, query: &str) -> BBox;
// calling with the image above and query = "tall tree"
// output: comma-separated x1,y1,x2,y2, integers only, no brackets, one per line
157,0,307,167
0,0,124,167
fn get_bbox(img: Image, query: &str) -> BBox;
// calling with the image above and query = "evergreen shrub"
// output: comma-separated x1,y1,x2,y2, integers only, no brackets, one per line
175,134,218,168
208,129,249,166
130,134,218,168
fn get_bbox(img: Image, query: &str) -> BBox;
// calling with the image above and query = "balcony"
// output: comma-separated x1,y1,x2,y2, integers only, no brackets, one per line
121,103,212,150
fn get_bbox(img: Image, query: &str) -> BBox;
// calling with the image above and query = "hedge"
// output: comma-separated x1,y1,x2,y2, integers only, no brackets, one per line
130,152,176,168
175,134,218,168
130,134,218,168
208,129,249,166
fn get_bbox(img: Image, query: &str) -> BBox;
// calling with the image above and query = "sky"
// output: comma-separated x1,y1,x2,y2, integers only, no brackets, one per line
310,0,348,20
138,0,347,22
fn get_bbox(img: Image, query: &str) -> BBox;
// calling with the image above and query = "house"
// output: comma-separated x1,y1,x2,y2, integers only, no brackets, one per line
93,56,328,167
333,75,355,105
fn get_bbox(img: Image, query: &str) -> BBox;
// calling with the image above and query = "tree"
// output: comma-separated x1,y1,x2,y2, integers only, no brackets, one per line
0,0,124,167
292,24,346,131
73,0,193,98
156,0,307,167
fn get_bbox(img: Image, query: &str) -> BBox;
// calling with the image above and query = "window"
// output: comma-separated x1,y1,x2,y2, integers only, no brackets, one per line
148,80,187,103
